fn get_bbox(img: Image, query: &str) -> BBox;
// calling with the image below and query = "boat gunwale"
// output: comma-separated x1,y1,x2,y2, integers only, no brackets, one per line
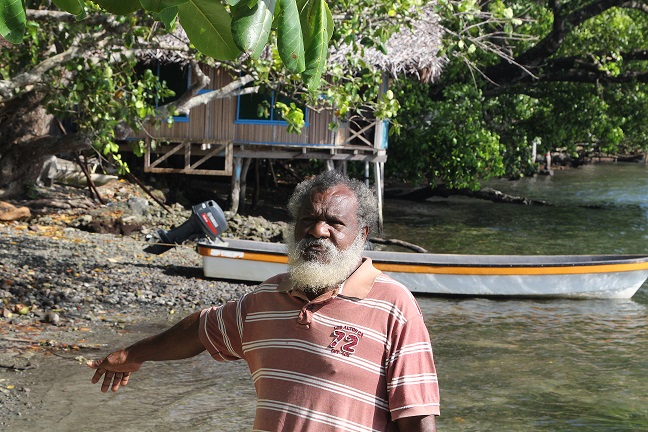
197,241,648,270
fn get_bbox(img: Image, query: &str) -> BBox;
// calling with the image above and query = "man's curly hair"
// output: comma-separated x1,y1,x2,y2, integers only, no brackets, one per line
287,170,379,235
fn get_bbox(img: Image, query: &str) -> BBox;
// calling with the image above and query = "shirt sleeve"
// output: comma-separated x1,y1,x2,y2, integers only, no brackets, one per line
199,297,247,362
386,310,441,420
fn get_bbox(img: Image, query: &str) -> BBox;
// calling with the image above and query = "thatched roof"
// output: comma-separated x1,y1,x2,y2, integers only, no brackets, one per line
328,7,446,83
137,6,446,83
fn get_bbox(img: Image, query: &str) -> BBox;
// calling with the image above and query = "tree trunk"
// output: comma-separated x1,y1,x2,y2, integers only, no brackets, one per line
0,92,92,198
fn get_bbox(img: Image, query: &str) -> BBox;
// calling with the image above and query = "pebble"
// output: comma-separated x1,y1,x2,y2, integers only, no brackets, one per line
0,213,284,322
42,311,60,325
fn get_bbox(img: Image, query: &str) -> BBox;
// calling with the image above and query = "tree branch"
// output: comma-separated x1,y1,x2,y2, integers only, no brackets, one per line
622,1,648,13
160,73,258,116
18,131,93,158
0,8,131,104
26,9,127,28
0,40,84,103
483,49,648,95
482,0,628,87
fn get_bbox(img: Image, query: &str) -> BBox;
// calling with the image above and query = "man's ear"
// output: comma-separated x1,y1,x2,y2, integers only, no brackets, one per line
362,226,369,240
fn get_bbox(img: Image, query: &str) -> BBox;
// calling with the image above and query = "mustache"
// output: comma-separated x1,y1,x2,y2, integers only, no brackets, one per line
295,237,334,253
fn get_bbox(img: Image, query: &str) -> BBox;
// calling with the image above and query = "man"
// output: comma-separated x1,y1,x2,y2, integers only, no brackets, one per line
88,170,440,431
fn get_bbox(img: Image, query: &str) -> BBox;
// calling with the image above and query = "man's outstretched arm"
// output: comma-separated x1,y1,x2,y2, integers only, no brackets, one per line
396,414,436,432
87,311,205,392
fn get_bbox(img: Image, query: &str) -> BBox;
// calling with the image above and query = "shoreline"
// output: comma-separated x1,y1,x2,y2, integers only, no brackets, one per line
0,175,295,422
0,221,259,422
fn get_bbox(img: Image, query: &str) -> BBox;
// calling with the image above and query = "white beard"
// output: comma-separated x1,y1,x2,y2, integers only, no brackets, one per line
286,228,366,296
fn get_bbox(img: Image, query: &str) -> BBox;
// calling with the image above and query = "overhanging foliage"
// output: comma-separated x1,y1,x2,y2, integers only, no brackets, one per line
389,0,648,189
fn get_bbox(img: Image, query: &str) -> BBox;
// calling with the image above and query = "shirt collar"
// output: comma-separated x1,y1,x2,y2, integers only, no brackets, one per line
277,257,381,300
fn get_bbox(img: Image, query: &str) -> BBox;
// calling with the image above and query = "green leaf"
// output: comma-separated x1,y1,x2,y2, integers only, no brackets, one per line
276,0,304,73
93,0,141,15
324,0,332,41
178,0,241,60
231,0,275,59
133,140,146,157
298,0,332,91
139,0,187,13
155,5,178,29
52,0,85,16
0,0,26,44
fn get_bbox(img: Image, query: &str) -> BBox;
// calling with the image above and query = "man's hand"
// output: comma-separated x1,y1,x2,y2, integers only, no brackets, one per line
86,311,204,393
87,349,143,393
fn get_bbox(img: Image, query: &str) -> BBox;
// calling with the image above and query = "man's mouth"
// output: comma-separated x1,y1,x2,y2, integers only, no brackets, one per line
299,240,329,260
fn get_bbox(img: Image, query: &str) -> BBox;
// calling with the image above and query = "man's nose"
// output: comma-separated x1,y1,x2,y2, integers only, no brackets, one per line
309,221,330,238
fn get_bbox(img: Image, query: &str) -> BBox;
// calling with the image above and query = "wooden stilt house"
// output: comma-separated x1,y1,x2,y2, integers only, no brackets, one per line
130,7,444,230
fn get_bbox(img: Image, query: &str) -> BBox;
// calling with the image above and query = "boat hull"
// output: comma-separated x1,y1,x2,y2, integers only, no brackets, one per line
197,239,648,299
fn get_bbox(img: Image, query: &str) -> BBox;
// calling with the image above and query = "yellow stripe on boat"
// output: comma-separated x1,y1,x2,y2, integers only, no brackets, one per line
197,246,648,276
198,246,289,264
374,262,648,276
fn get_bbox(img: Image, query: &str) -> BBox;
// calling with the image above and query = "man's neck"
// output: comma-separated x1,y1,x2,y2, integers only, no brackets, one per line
302,285,337,301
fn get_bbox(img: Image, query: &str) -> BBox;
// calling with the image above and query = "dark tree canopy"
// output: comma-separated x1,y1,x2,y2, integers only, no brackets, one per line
389,0,648,189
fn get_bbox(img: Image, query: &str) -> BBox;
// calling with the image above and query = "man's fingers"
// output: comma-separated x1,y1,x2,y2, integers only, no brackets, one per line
86,359,102,369
101,372,115,393
90,368,130,392
109,373,131,392
101,373,126,392
111,374,123,392
91,367,106,384
88,351,139,392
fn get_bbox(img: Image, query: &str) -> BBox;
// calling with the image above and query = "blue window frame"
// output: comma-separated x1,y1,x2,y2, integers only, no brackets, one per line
236,91,308,125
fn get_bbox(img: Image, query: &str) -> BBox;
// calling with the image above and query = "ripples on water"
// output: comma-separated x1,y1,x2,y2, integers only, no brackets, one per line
383,163,648,256
421,297,648,431
389,163,648,431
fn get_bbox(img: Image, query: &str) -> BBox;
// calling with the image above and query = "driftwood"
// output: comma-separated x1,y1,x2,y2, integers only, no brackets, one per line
385,185,549,206
369,237,428,253
22,198,93,210
0,201,31,220
126,171,171,213
73,153,105,204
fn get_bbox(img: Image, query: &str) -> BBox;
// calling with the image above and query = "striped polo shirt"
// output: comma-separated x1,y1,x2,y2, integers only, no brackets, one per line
199,258,440,431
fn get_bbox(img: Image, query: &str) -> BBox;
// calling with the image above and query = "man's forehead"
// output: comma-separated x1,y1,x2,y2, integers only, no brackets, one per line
308,185,357,207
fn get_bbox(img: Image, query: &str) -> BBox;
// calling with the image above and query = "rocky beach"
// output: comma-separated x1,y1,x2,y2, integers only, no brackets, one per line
0,179,288,424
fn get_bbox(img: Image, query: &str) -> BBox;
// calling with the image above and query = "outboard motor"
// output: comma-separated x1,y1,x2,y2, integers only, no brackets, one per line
144,200,228,255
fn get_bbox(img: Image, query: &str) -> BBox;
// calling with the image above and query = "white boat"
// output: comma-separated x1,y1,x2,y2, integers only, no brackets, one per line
197,239,648,299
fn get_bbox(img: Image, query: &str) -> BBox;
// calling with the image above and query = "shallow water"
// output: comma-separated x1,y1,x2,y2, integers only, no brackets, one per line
383,163,648,256
423,297,648,431
5,163,648,431
2,321,258,432
385,163,648,430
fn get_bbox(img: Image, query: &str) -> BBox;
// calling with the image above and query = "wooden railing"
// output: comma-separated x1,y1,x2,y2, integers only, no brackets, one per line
144,139,233,176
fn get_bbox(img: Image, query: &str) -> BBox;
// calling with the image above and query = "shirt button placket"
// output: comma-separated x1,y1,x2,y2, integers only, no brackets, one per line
297,303,314,328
